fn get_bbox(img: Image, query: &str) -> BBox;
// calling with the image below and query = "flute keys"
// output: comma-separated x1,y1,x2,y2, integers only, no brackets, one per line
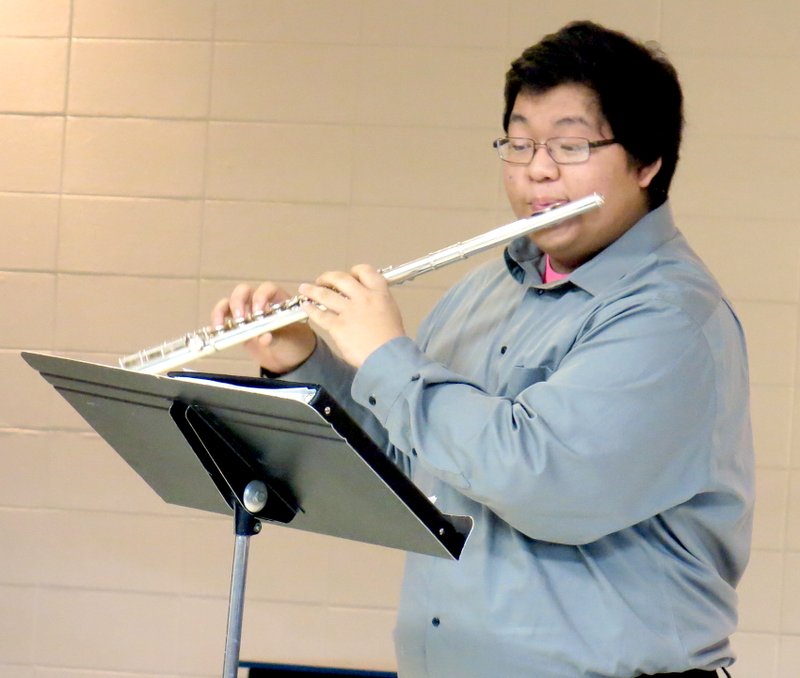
187,334,206,352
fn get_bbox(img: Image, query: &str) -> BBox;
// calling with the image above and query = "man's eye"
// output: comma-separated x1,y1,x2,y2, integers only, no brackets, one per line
556,140,583,153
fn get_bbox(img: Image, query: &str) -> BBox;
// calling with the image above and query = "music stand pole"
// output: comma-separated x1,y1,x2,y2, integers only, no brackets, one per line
169,401,297,678
223,501,263,678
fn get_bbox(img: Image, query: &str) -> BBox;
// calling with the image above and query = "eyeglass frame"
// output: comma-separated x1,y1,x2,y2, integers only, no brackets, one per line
492,136,618,165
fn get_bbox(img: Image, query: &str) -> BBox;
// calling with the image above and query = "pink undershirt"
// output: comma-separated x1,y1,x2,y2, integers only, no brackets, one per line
543,254,570,284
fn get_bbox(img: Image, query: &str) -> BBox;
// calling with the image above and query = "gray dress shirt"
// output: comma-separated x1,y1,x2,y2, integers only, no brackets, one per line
288,202,754,677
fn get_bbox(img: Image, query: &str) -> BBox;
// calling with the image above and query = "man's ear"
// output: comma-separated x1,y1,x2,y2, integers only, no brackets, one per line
638,157,662,189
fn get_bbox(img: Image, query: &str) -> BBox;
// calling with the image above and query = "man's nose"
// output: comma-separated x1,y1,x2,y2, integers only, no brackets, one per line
525,144,559,181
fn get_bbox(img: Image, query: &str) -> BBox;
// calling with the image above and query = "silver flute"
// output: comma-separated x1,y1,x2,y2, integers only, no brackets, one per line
119,192,604,374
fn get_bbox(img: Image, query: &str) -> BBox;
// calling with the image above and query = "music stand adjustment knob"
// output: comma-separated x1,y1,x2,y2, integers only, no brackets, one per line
243,480,268,513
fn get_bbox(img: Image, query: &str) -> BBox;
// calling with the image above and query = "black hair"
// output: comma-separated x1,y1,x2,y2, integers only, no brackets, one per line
503,21,683,209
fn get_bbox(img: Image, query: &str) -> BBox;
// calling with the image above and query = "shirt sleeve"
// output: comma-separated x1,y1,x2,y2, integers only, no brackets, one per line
351,296,728,545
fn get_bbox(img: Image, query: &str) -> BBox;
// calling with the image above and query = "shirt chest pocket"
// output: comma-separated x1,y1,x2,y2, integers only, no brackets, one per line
501,364,554,398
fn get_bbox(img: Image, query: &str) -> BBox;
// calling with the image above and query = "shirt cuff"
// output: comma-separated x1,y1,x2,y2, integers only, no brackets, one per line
352,336,430,425
258,336,335,382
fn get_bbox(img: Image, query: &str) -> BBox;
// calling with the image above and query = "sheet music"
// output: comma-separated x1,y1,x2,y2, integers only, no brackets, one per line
168,373,317,403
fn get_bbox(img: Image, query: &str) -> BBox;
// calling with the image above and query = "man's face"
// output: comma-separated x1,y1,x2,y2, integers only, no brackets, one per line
503,83,661,272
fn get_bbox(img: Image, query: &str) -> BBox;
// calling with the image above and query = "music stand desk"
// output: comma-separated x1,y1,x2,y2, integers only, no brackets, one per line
22,352,471,678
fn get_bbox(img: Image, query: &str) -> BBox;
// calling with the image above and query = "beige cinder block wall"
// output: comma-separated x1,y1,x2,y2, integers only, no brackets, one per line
1,1,798,676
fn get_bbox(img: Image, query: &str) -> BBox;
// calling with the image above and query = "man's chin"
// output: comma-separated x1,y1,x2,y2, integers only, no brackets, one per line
531,220,578,249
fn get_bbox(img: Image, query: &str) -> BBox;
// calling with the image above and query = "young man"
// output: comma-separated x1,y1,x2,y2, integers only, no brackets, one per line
213,22,753,678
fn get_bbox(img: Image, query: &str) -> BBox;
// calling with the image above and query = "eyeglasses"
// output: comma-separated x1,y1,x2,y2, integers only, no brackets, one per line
492,136,618,165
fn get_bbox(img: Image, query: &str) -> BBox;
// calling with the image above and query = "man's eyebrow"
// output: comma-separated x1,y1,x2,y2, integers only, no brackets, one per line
554,115,593,128
507,112,594,128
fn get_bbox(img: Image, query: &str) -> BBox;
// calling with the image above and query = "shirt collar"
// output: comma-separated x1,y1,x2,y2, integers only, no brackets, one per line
503,201,678,295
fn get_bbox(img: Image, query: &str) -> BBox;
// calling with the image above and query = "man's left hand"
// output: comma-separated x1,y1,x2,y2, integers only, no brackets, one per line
299,264,406,368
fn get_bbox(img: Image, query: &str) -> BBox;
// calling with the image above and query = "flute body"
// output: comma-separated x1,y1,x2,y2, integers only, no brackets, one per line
119,192,604,374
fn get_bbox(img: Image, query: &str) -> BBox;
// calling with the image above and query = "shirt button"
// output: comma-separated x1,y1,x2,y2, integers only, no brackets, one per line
536,289,545,295
431,617,440,627
411,448,418,457
411,373,420,381
368,395,377,406
500,345,508,355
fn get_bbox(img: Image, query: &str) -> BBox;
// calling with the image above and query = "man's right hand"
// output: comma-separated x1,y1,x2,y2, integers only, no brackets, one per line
211,281,317,375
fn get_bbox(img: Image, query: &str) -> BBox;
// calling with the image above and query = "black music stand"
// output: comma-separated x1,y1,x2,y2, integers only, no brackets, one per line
22,352,472,678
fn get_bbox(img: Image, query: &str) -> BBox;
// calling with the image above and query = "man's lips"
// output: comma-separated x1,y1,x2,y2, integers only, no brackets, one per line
530,199,568,216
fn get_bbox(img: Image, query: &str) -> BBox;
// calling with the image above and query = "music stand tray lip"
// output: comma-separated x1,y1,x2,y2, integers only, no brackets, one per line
21,351,473,561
